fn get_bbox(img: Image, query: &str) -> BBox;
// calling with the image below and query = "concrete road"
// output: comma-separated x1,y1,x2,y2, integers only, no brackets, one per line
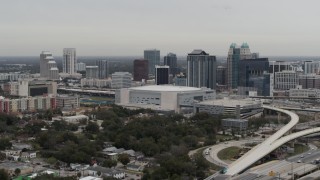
204,138,263,167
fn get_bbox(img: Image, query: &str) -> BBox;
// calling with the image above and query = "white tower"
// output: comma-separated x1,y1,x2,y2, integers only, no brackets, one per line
63,48,77,74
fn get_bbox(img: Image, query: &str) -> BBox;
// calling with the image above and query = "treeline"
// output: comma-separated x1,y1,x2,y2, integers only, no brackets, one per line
91,105,225,179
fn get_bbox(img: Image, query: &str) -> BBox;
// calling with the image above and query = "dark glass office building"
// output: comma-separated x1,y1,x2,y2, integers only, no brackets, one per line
238,58,270,96
164,53,178,76
96,60,109,79
155,65,169,85
133,59,149,81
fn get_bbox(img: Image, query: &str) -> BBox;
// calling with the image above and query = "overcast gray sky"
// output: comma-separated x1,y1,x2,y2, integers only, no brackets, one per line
1,0,320,56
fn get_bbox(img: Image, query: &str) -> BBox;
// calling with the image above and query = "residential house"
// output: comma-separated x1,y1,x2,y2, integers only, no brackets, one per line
86,166,125,179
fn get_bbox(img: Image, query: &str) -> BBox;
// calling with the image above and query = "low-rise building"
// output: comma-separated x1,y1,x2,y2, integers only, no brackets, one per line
20,151,37,160
289,88,320,98
194,98,262,119
81,78,112,88
86,166,125,179
221,118,248,130
56,95,79,110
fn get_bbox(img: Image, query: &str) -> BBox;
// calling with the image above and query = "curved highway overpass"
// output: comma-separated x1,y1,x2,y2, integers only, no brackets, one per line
223,105,320,176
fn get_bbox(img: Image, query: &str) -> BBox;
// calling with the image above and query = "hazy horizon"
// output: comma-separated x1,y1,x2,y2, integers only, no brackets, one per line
1,0,320,56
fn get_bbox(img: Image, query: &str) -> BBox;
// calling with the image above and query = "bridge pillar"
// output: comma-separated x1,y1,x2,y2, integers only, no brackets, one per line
278,112,281,123
314,112,320,121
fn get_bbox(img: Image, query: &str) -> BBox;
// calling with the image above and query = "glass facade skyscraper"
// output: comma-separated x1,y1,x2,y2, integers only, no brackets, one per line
164,53,178,76
144,49,160,75
187,50,217,89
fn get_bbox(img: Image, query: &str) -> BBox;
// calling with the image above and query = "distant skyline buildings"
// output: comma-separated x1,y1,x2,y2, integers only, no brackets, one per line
63,48,77,74
96,60,109,79
144,49,160,75
40,51,59,80
133,59,149,82
227,43,254,89
155,65,169,85
76,62,86,72
164,53,178,76
86,66,99,79
187,50,217,89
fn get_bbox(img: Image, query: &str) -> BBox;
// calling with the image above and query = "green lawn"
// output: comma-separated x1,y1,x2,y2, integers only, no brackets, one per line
217,146,241,160
216,134,233,141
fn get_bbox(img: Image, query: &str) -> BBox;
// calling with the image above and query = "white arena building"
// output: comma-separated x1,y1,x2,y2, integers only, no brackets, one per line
115,85,215,113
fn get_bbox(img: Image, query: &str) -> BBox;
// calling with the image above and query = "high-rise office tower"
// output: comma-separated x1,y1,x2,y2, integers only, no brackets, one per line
96,60,109,79
216,66,227,85
47,61,59,80
111,72,132,89
164,53,178,76
303,61,320,74
40,51,59,80
40,51,54,77
227,43,253,89
238,58,270,96
63,48,77,74
76,62,86,72
187,50,217,89
133,59,149,81
144,49,160,75
86,66,99,79
155,65,169,85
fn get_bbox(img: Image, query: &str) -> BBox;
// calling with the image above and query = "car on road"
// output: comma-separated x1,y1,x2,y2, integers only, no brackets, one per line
297,160,302,163
308,152,312,155
300,155,304,158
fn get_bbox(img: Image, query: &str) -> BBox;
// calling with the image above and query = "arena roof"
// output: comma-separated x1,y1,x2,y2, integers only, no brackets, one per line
129,85,204,92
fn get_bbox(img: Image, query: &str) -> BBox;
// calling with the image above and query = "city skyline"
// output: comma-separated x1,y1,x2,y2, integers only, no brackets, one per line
1,0,320,56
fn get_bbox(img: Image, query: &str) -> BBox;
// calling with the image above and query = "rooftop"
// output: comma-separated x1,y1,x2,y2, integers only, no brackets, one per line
198,98,261,107
129,85,203,92
241,42,250,48
222,118,248,122
80,176,102,180
188,49,208,55
87,166,122,175
44,56,54,60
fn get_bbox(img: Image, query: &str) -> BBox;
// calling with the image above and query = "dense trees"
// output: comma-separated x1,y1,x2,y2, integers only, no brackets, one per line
85,122,99,133
90,105,225,179
0,169,9,180
0,138,12,150
0,113,19,133
118,154,130,165
33,105,225,179
14,168,21,176
36,131,100,164
102,159,117,168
